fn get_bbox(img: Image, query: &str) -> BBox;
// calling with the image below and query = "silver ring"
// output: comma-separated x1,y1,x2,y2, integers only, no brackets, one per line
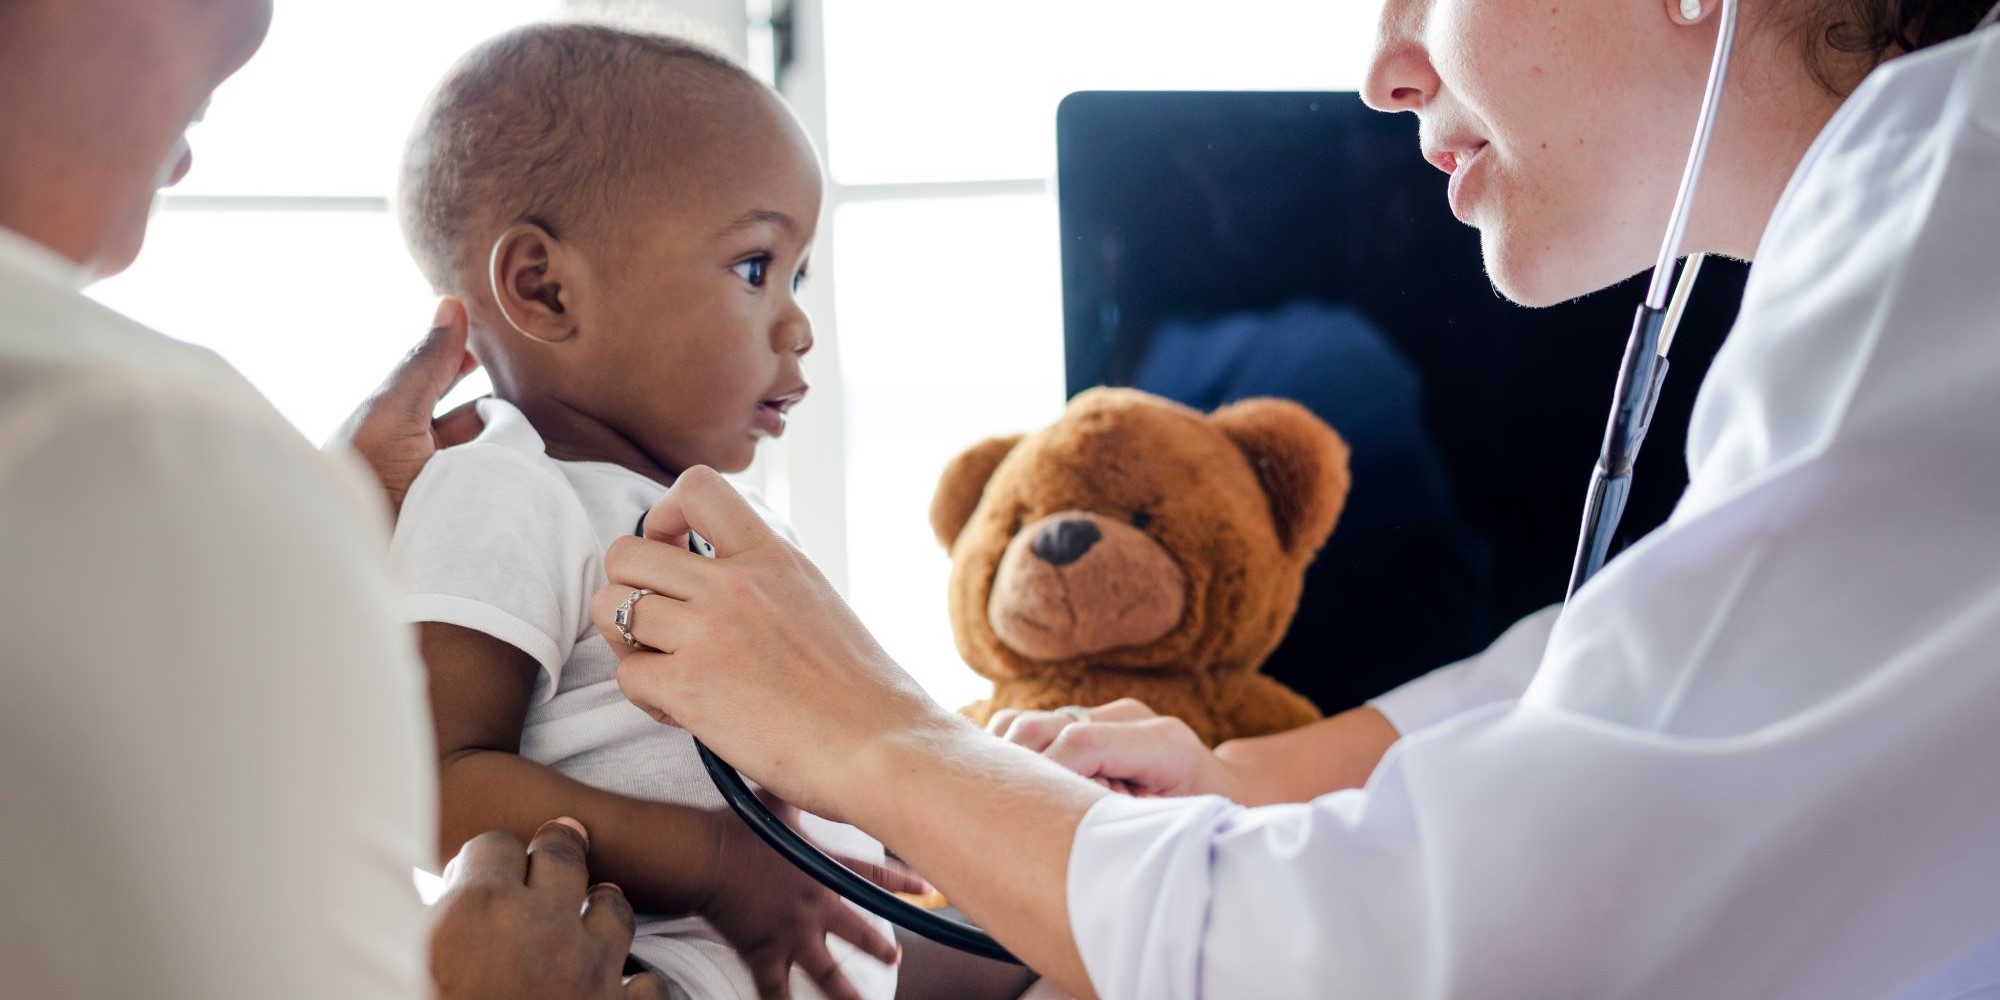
613,588,652,647
1056,705,1091,725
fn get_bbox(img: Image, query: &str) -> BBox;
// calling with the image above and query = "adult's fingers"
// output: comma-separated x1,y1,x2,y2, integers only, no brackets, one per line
625,972,674,1000
999,711,1069,751
524,818,594,899
385,298,474,422
638,465,778,556
590,579,694,654
984,708,1021,736
614,649,689,728
798,942,866,1000
1043,716,1196,788
443,829,527,889
602,536,719,601
824,902,903,967
433,398,485,449
998,698,1159,751
582,883,638,977
1089,697,1161,723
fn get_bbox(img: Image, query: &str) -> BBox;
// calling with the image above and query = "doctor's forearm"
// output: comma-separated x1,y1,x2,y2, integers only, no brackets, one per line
1214,705,1401,805
852,720,1110,999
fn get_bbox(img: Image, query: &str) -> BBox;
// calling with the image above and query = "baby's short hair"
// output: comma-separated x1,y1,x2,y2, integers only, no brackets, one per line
398,21,760,293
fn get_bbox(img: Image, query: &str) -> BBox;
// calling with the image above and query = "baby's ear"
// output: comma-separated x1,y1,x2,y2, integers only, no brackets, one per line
489,223,578,345
930,435,1023,551
1209,399,1350,559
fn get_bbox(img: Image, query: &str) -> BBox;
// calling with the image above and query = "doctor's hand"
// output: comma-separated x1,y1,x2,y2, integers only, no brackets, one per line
593,466,960,824
430,818,672,1000
327,297,485,519
988,699,1240,799
994,700,1404,806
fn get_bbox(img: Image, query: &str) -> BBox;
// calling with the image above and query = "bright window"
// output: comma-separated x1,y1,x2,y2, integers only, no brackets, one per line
832,195,1066,710
822,0,1377,184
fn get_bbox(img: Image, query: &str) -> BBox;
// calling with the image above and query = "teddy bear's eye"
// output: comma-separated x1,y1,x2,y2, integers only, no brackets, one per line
1131,510,1154,532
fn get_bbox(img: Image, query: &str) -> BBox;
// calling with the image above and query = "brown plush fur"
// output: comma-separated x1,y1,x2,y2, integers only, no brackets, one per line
931,387,1351,746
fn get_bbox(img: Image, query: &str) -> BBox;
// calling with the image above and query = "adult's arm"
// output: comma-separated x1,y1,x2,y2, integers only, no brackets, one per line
0,364,666,1000
0,367,441,998
982,607,1556,805
594,461,2000,1000
593,468,1112,996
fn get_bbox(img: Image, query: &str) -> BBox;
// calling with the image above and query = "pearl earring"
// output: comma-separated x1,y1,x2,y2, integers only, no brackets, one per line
1680,0,1702,18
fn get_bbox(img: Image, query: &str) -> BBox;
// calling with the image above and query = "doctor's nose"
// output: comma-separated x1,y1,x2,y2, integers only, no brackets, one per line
1361,1,1440,112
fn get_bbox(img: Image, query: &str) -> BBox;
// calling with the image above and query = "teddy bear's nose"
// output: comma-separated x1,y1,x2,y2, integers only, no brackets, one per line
1031,518,1101,567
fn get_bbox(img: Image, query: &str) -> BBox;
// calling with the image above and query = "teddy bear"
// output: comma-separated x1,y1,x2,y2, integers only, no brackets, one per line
930,386,1351,746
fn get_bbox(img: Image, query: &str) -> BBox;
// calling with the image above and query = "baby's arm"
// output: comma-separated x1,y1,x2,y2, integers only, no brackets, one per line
420,621,725,915
892,926,1038,1000
423,621,909,999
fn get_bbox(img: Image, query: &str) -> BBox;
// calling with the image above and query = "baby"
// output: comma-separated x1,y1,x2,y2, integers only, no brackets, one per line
389,22,1031,1000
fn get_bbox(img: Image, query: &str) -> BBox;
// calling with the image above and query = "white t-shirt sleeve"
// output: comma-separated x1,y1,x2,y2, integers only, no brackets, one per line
0,369,434,1000
1365,604,1557,735
389,442,600,700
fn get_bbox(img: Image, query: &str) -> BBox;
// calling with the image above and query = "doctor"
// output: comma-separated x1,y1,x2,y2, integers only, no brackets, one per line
580,0,2000,998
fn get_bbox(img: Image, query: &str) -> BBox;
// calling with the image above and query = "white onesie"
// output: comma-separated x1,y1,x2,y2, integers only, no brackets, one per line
390,397,896,1000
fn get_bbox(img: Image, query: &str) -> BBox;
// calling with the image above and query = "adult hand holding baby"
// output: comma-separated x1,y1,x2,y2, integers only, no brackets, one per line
431,818,671,1000
327,297,486,518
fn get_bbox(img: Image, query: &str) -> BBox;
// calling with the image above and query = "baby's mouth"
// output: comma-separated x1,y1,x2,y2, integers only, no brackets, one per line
753,387,809,439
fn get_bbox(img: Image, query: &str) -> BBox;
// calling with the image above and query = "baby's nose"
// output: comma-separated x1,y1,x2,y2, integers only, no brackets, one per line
1031,518,1101,567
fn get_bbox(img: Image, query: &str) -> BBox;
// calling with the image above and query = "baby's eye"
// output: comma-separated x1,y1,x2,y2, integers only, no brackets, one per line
791,263,811,293
732,255,771,288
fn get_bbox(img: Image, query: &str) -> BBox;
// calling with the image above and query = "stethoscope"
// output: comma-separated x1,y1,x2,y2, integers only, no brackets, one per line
673,0,1743,964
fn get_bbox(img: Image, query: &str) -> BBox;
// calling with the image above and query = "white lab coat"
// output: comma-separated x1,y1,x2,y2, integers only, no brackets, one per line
0,226,436,998
1066,20,2000,1000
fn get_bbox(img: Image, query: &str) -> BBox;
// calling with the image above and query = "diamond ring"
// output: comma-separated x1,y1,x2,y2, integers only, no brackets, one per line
613,588,653,647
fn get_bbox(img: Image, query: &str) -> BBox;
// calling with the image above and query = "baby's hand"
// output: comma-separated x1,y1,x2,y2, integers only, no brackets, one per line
700,804,918,1000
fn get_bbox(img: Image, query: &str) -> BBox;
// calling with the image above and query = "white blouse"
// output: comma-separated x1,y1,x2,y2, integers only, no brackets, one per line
0,226,435,998
1067,22,2000,1000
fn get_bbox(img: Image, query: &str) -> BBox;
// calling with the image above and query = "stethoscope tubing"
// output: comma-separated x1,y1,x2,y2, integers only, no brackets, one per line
696,740,1021,963
1568,0,1739,600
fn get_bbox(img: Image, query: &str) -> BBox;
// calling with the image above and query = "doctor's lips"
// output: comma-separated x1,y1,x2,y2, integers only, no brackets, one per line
753,387,808,438
1424,138,1490,221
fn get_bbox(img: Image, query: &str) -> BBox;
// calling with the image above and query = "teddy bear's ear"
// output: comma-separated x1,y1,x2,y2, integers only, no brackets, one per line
1209,399,1351,559
930,434,1024,550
